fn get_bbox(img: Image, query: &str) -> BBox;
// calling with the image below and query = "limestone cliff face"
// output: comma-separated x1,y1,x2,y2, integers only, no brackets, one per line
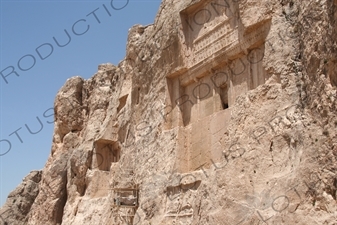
1,0,337,224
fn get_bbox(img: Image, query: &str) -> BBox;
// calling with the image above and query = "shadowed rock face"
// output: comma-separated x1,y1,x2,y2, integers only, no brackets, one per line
0,171,41,225
1,0,337,224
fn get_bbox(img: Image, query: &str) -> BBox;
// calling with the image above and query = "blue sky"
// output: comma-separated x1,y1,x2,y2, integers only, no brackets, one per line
0,0,161,207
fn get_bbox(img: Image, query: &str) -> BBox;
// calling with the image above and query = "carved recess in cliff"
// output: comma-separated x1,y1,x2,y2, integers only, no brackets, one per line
165,0,272,173
93,139,120,172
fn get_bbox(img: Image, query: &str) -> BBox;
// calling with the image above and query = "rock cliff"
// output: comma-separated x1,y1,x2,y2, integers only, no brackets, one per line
1,0,337,224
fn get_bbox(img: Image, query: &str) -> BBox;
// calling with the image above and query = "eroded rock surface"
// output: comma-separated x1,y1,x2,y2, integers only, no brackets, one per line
0,171,41,225
1,0,337,224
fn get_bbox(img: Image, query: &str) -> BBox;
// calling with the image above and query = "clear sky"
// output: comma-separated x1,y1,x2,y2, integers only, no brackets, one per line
0,0,162,207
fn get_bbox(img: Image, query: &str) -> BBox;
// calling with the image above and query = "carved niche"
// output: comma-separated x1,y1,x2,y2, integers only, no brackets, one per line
165,0,272,128
164,0,273,173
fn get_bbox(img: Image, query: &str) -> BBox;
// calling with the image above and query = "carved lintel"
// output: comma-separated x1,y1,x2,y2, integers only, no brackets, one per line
179,21,270,86
166,67,188,78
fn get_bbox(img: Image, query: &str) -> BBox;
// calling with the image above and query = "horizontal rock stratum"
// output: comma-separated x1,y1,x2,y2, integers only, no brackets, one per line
1,0,337,224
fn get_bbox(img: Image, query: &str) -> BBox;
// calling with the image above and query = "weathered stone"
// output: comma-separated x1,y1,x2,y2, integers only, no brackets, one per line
0,171,41,225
